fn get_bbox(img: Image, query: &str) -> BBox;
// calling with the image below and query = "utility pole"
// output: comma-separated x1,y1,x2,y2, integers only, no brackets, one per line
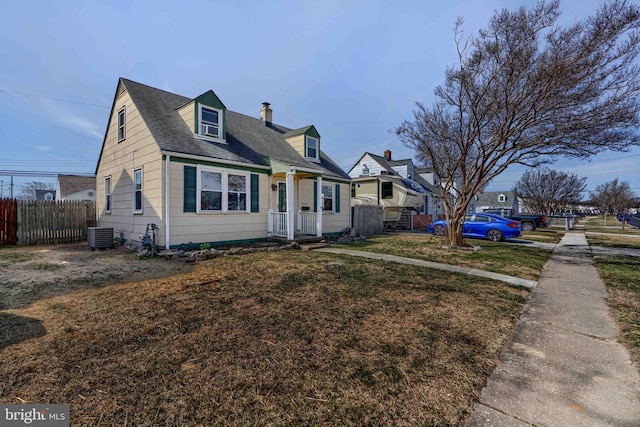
10,176,14,199
0,180,3,198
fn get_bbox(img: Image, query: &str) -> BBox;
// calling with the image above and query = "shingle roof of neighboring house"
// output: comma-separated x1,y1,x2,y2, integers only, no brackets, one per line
358,152,397,174
57,174,95,197
117,78,349,181
415,167,436,175
352,152,436,194
476,191,516,208
412,174,437,194
35,190,56,200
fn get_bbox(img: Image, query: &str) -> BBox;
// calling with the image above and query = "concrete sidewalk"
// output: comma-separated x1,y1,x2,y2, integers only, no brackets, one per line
466,231,640,426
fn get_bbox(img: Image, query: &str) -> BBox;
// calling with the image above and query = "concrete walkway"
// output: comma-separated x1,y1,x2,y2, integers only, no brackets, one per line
466,231,640,426
314,247,538,288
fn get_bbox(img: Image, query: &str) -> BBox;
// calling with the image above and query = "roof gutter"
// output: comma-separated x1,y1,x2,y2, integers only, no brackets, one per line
291,165,324,175
160,150,271,170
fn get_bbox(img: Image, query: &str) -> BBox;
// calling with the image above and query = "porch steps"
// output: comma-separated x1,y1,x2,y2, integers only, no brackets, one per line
299,242,330,251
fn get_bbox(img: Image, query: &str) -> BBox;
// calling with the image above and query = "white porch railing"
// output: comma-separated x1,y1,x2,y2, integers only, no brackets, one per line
268,210,288,238
298,211,317,236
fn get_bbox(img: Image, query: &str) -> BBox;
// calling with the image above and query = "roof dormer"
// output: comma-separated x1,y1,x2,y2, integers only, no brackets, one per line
178,90,227,144
283,125,321,163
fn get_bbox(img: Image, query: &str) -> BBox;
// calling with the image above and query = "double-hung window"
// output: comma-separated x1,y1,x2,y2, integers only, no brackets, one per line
227,174,247,211
200,170,223,211
133,168,143,214
117,107,125,142
306,136,318,161
105,177,111,213
322,184,333,212
198,167,250,213
200,105,220,138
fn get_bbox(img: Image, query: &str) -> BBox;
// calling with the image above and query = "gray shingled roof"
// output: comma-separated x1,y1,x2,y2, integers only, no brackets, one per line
120,78,349,180
476,191,516,208
412,174,437,194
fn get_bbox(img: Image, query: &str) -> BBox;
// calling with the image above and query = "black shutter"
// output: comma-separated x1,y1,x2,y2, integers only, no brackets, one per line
335,184,340,213
184,166,197,212
314,181,318,212
251,174,259,213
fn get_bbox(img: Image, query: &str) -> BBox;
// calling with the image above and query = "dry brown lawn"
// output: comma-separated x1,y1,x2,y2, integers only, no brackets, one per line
0,249,529,426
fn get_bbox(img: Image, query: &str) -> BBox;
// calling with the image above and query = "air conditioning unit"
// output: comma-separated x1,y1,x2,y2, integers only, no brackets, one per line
201,124,219,137
88,227,114,250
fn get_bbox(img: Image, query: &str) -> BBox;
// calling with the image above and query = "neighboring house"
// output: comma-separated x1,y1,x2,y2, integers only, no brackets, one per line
95,78,351,249
56,174,96,201
348,150,438,216
415,167,478,215
475,191,519,216
35,190,56,201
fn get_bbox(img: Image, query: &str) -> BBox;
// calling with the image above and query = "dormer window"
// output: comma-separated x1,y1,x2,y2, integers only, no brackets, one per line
498,193,506,203
200,106,220,138
306,136,319,161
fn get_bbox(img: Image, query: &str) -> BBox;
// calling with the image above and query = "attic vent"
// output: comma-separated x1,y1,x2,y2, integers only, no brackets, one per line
116,82,126,100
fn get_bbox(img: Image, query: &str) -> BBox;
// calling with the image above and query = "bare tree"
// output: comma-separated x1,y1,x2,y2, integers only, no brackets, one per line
19,181,55,200
396,0,640,246
589,178,637,214
514,167,587,216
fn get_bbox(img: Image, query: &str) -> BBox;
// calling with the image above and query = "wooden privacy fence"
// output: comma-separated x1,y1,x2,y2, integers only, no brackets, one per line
0,200,96,246
0,199,18,245
352,205,384,236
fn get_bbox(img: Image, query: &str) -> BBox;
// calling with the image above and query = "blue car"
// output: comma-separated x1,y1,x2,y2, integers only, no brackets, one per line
428,213,522,242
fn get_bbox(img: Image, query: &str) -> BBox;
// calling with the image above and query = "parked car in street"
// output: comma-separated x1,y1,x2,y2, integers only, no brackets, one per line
428,213,522,242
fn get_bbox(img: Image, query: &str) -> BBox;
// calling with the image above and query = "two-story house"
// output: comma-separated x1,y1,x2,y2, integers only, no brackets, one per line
95,78,351,249
475,191,519,216
348,150,438,215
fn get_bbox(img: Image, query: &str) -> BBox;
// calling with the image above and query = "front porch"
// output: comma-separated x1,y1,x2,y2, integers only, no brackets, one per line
266,163,325,241
267,210,324,242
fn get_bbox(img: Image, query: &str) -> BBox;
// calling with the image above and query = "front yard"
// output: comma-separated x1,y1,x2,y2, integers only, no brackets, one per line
334,232,554,280
587,232,640,368
0,240,532,426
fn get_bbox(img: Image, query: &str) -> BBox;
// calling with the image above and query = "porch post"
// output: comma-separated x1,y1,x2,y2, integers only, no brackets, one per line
286,172,295,240
316,176,323,237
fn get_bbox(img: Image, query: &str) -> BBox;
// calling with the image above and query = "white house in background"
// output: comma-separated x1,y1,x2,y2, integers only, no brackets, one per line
95,78,351,248
475,191,519,216
35,190,56,201
348,149,438,216
56,174,96,201
348,149,480,219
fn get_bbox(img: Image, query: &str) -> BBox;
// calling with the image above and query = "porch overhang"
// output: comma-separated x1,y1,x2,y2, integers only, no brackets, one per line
269,159,324,179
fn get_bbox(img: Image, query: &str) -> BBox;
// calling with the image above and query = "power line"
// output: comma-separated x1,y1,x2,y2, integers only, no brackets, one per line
0,88,109,109
0,170,94,178
0,161,95,166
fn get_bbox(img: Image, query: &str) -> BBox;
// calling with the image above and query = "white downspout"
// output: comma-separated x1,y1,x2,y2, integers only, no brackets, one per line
286,171,295,240
165,155,170,249
316,175,323,237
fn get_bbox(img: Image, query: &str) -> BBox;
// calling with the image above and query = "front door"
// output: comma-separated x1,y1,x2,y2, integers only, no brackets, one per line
277,182,287,212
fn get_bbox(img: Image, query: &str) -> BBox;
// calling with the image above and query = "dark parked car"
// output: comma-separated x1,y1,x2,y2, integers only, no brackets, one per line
428,213,522,242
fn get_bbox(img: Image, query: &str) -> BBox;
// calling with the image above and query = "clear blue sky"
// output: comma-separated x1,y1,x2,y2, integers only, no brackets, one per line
1,0,638,198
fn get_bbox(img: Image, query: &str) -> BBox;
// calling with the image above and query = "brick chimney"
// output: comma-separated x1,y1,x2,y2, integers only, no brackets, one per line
260,102,272,125
384,149,392,160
